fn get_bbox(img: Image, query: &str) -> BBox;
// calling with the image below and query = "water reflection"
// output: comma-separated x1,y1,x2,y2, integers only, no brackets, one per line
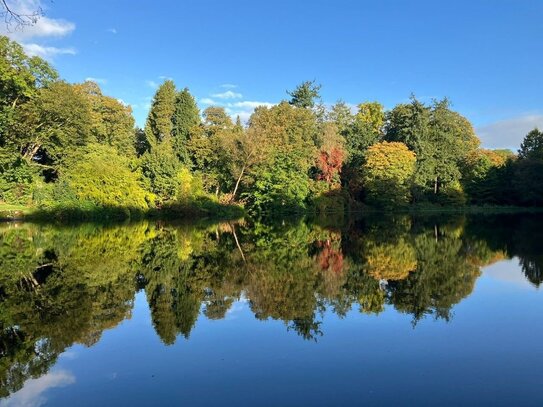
0,213,542,399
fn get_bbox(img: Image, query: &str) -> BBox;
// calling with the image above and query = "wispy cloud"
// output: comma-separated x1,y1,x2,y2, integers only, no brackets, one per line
106,28,117,34
146,80,158,89
476,113,543,150
220,83,238,89
22,43,76,59
158,75,173,81
200,98,216,105
85,77,107,84
211,90,243,99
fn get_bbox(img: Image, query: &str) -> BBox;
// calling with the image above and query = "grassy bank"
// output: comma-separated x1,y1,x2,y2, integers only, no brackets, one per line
0,200,244,222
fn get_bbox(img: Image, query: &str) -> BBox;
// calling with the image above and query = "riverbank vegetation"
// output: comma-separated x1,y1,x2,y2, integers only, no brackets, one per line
1,36,542,219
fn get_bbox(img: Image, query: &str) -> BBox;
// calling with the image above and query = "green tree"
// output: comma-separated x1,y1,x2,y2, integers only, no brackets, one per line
513,159,543,206
287,80,321,109
75,81,136,156
202,106,233,136
248,151,311,212
187,106,234,194
14,81,93,166
385,97,479,201
140,140,181,205
172,88,200,165
518,128,543,160
242,102,318,211
327,100,354,134
0,36,57,143
344,101,384,164
144,80,176,146
461,149,513,204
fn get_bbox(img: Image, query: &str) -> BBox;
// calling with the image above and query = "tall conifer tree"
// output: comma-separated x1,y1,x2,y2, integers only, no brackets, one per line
172,88,200,165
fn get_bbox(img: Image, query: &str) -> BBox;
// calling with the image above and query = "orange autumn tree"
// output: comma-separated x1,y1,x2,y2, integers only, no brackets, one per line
315,123,346,186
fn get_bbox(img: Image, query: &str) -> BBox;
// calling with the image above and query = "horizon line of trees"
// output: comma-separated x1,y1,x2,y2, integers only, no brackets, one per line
2,35,543,217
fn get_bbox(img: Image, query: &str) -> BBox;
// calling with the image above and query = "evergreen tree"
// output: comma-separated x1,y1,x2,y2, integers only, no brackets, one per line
287,80,321,109
385,97,479,201
518,128,543,160
144,80,176,146
172,88,200,165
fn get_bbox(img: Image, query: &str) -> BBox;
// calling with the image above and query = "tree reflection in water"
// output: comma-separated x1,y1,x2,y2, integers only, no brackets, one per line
1,213,542,398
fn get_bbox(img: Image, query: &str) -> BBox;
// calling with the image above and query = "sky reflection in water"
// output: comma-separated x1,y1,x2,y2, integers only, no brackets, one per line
1,213,542,406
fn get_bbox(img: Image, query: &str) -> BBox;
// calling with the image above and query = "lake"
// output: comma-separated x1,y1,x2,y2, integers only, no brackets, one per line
1,213,542,406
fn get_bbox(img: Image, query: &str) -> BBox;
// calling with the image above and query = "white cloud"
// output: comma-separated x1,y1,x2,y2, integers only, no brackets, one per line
226,100,275,123
220,83,237,89
476,114,543,150
146,80,158,89
211,90,243,99
0,370,75,407
85,77,107,84
158,75,173,80
106,28,117,34
2,17,75,41
233,110,253,123
22,43,76,59
230,101,274,109
200,98,216,105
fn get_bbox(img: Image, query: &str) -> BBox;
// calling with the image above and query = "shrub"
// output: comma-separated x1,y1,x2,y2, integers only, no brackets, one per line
51,144,151,212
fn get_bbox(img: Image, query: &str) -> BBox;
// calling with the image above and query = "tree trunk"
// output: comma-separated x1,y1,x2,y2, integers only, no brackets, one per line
23,142,41,162
230,223,246,262
434,177,439,194
229,165,246,203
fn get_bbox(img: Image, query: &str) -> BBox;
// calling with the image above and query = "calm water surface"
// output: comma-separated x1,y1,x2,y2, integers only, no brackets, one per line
1,213,542,406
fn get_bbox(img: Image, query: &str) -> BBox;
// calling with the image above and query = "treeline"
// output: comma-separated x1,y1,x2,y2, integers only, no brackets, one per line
1,36,542,218
1,213,542,396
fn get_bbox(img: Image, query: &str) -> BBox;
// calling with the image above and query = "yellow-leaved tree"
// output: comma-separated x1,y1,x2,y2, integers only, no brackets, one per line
362,141,416,208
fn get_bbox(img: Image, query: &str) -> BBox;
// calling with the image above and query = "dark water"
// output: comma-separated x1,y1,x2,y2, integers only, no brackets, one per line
0,213,542,406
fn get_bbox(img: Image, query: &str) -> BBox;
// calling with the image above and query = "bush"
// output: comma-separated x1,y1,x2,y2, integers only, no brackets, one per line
0,154,37,205
48,144,151,213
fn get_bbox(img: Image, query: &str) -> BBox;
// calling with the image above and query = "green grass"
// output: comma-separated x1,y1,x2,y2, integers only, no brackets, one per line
0,203,36,220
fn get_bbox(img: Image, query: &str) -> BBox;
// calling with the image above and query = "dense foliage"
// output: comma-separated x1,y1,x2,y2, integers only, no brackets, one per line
1,35,542,217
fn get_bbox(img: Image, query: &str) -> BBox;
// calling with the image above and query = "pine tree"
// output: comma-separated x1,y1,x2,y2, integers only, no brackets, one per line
287,80,321,109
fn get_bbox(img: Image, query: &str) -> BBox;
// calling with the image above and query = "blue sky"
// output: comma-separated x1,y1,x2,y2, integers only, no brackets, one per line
2,0,542,149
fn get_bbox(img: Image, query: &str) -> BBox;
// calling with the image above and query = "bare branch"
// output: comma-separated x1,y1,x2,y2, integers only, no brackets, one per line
1,0,43,32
